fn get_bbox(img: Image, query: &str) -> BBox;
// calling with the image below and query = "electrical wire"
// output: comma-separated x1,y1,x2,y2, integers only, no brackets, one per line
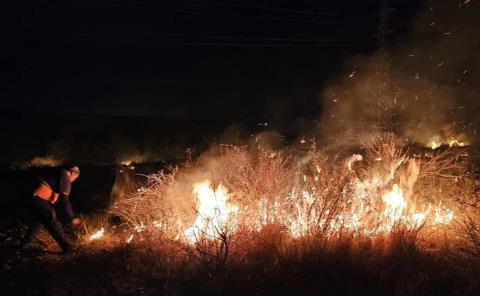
24,25,372,43
24,34,373,48
192,0,376,18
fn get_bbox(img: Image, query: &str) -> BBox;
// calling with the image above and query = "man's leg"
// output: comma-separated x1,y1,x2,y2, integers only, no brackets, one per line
21,222,42,248
34,198,71,252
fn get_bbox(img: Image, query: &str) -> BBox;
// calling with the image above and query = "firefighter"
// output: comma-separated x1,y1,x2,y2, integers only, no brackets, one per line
22,166,81,253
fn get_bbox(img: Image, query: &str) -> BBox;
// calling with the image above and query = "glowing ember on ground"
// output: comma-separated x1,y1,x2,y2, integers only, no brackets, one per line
89,228,105,241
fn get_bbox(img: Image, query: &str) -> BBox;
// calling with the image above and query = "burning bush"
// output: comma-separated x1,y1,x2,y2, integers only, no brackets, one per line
105,133,475,255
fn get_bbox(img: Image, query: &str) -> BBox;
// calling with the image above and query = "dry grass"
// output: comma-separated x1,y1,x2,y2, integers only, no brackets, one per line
71,133,480,295
108,133,476,242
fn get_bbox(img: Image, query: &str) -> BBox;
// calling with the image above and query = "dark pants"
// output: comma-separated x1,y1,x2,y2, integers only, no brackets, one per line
23,196,71,251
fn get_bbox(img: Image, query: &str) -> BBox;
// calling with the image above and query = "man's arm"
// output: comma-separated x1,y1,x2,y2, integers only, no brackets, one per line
61,194,75,218
59,170,80,225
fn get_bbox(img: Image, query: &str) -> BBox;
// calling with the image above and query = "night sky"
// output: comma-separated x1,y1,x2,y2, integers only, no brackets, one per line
6,0,421,124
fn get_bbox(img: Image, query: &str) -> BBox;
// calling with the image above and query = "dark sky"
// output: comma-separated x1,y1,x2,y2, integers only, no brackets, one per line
6,0,422,123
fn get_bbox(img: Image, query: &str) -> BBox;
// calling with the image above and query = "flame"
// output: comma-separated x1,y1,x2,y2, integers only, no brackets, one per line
18,156,63,169
119,154,149,166
382,184,407,223
134,222,146,233
427,136,468,150
448,139,467,147
152,220,163,229
411,212,427,227
429,140,442,150
433,206,454,224
110,144,459,245
178,174,454,241
89,228,105,241
249,170,454,237
184,180,238,243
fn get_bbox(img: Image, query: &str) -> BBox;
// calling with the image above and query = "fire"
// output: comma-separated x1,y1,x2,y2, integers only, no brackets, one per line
208,168,452,237
182,166,455,241
411,212,427,227
110,138,463,248
184,181,238,243
448,139,467,147
429,140,442,150
17,156,63,169
427,136,468,150
433,205,454,224
381,184,407,226
89,228,105,241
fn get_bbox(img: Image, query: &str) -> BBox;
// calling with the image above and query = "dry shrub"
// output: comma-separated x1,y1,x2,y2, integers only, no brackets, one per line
104,133,480,283
446,211,480,293
220,144,294,206
110,168,183,241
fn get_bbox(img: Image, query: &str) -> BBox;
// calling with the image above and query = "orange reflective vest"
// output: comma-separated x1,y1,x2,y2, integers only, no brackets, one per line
33,179,59,204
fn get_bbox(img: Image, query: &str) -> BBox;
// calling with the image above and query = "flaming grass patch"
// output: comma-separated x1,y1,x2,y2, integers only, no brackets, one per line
92,134,478,258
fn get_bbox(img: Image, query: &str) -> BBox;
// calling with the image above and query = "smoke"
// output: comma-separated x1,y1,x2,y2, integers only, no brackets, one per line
319,0,480,148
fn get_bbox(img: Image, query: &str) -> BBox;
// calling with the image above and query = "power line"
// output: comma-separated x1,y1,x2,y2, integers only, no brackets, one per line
195,0,376,18
121,31,371,43
24,34,372,48
80,1,376,27
25,25,372,43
